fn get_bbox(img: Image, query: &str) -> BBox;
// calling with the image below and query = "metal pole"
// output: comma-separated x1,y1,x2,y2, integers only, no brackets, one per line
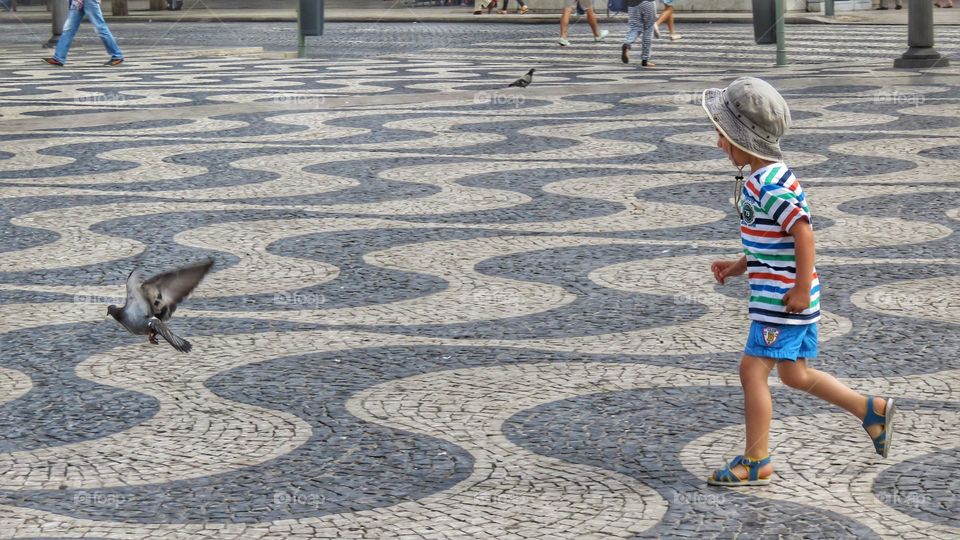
775,0,786,66
894,0,948,68
45,0,67,48
297,0,305,58
825,0,834,17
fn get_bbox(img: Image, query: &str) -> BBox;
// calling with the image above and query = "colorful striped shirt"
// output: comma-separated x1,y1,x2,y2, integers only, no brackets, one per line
739,163,820,325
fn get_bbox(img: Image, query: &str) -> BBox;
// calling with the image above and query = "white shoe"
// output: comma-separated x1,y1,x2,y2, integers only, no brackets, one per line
558,37,571,47
670,33,682,41
653,24,660,39
594,29,609,42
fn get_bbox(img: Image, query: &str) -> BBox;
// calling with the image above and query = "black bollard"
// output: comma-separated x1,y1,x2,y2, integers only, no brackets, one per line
45,0,67,48
894,0,949,68
298,0,324,57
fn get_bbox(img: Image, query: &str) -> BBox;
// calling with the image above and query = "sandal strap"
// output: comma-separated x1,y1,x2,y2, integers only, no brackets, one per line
872,431,888,455
712,462,742,483
862,395,886,429
739,455,771,481
714,455,770,483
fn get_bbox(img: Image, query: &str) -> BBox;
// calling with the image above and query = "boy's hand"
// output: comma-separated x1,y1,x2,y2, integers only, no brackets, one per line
711,259,746,285
783,286,811,313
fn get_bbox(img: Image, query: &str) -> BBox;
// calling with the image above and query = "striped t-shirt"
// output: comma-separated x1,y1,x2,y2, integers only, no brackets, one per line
739,163,820,325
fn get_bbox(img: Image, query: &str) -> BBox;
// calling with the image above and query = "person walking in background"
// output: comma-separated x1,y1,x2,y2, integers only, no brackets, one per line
621,0,657,67
43,0,124,66
473,0,495,14
499,0,529,14
559,1,609,47
654,0,681,41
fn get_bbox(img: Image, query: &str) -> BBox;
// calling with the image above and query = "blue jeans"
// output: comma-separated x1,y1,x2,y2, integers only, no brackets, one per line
53,0,123,64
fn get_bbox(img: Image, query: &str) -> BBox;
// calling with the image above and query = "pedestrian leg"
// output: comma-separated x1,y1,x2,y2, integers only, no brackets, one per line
85,0,123,61
639,0,656,64
52,6,84,64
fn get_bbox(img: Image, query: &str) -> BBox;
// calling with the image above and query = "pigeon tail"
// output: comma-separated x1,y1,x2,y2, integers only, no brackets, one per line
148,318,192,353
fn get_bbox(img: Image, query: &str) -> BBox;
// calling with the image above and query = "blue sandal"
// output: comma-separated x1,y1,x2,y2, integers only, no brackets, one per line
707,455,772,486
863,395,895,458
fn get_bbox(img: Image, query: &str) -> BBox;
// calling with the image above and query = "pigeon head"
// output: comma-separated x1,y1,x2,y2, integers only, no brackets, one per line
107,305,121,319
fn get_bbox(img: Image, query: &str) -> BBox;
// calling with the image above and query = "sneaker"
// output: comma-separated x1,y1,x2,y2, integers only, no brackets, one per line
519,5,528,14
104,58,124,66
558,37,571,47
653,24,661,39
43,57,64,66
641,59,656,68
670,34,682,41
594,29,609,42
621,43,630,64
499,9,507,13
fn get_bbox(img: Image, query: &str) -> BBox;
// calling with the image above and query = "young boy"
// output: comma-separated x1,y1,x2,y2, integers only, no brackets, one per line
701,77,895,486
621,0,657,67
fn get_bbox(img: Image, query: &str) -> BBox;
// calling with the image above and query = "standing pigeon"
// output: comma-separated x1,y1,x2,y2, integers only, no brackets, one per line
107,259,213,353
508,68,535,88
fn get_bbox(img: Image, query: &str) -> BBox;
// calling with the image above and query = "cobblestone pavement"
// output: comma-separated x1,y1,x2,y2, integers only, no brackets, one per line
0,21,958,539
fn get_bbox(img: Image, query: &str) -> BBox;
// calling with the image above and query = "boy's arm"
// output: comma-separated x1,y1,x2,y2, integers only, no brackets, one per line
712,256,747,284
735,255,748,272
783,219,814,313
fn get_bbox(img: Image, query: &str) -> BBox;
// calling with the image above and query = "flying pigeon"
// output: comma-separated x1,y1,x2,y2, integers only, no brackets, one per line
508,68,535,88
107,259,213,353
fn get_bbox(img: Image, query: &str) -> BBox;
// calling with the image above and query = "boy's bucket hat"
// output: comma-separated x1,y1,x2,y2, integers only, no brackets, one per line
702,77,791,162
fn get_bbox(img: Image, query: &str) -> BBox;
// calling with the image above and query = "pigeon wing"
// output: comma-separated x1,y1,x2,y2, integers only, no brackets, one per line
148,318,192,353
124,268,146,307
508,70,533,88
140,259,213,319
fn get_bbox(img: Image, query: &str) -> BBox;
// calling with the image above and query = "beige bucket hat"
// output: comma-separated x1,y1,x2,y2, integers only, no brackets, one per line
702,77,791,162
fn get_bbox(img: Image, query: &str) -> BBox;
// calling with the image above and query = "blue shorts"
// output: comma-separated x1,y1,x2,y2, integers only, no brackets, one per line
744,321,818,361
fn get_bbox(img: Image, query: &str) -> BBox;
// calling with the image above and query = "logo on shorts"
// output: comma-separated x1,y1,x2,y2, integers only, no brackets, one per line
762,326,780,346
740,201,756,225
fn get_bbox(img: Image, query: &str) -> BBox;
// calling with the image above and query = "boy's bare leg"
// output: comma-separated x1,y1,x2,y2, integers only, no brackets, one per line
559,7,572,38
730,355,776,479
778,360,887,438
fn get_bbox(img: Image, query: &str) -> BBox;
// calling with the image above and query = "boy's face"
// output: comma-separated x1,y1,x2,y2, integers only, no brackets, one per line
716,128,750,167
